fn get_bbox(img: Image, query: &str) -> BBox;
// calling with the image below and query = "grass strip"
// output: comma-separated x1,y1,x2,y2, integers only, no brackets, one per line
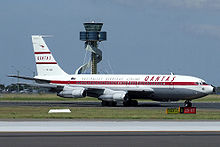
1,106,220,119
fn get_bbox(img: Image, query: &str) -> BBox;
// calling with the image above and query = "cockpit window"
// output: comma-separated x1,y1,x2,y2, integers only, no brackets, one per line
195,82,199,85
202,82,208,85
195,81,208,85
71,77,76,80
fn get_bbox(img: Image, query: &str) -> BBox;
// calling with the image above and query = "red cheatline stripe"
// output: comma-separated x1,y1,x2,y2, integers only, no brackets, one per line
36,62,57,64
35,52,51,54
50,81,204,86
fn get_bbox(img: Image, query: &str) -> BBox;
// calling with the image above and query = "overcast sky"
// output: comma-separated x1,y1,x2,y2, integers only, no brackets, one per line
1,0,220,85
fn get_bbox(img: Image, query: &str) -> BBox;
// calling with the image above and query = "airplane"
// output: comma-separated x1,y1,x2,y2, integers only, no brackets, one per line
9,35,215,107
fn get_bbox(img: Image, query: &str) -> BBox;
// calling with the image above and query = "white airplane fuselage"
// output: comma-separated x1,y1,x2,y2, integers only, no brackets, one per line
35,74,214,102
27,35,215,106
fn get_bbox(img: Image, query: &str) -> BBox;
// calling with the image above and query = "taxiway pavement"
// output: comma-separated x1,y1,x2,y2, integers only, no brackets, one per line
1,131,220,147
1,121,220,147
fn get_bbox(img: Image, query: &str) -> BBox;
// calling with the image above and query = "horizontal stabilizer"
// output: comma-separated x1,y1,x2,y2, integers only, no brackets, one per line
16,82,63,93
16,82,57,88
8,75,50,84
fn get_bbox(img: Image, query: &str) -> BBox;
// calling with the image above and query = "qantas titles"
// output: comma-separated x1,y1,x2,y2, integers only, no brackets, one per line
145,76,176,82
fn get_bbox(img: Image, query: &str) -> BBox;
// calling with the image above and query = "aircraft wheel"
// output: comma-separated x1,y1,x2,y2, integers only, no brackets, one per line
107,101,117,107
123,101,130,107
110,101,117,107
184,100,192,107
123,100,138,107
101,101,117,107
131,100,138,106
101,101,108,106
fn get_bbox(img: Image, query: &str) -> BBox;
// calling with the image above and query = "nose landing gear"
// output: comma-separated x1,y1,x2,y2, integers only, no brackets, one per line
184,100,192,107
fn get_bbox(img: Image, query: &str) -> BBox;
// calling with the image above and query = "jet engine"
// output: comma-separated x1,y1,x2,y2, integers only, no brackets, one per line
57,87,86,98
98,89,127,101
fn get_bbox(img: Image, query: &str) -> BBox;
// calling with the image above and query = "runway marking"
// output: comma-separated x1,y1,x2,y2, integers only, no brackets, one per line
1,121,220,132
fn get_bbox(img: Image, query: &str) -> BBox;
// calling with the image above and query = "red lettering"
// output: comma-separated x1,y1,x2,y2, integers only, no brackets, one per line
145,76,149,81
37,56,51,61
171,76,176,82
155,76,160,81
161,76,166,81
165,76,170,81
150,76,155,81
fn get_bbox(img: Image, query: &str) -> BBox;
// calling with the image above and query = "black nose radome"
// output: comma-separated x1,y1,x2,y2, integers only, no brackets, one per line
212,85,216,93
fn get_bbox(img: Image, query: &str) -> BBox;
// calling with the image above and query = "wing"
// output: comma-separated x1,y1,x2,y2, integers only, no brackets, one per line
85,87,154,99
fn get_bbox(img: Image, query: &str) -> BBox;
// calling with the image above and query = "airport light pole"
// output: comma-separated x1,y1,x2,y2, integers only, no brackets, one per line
15,69,20,93
22,67,36,92
11,66,20,93
23,66,35,80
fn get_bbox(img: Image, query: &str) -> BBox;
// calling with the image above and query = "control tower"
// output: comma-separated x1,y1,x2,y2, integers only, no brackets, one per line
76,22,106,74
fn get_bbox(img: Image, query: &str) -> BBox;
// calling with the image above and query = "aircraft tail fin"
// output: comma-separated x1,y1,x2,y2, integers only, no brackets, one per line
32,35,68,76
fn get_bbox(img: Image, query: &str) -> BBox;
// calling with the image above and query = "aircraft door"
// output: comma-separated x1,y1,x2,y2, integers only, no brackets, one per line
169,81,174,89
169,77,175,89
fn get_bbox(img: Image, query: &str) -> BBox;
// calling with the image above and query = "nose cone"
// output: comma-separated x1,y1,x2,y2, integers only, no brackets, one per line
212,85,216,93
206,85,216,94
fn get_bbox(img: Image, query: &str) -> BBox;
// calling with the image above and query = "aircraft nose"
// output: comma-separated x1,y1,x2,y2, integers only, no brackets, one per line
204,85,216,94
212,85,216,93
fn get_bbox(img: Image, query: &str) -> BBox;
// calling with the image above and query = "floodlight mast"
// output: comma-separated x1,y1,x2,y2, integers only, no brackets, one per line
79,22,107,74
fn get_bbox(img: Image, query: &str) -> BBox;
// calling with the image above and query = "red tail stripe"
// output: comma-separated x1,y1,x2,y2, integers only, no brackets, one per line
35,52,51,54
50,81,204,86
36,62,57,64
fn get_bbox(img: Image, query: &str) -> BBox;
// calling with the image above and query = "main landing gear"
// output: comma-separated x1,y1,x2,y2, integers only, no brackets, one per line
101,100,138,107
184,100,192,107
123,100,138,107
101,101,117,107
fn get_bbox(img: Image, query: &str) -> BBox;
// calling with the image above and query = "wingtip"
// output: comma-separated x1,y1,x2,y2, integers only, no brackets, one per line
7,75,17,78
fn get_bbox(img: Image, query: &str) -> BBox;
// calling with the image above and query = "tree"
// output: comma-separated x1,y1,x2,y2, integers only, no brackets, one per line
0,84,5,90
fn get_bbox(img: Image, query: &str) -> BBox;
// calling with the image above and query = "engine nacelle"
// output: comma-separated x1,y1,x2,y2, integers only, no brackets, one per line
57,87,86,98
98,89,126,101
112,92,126,101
